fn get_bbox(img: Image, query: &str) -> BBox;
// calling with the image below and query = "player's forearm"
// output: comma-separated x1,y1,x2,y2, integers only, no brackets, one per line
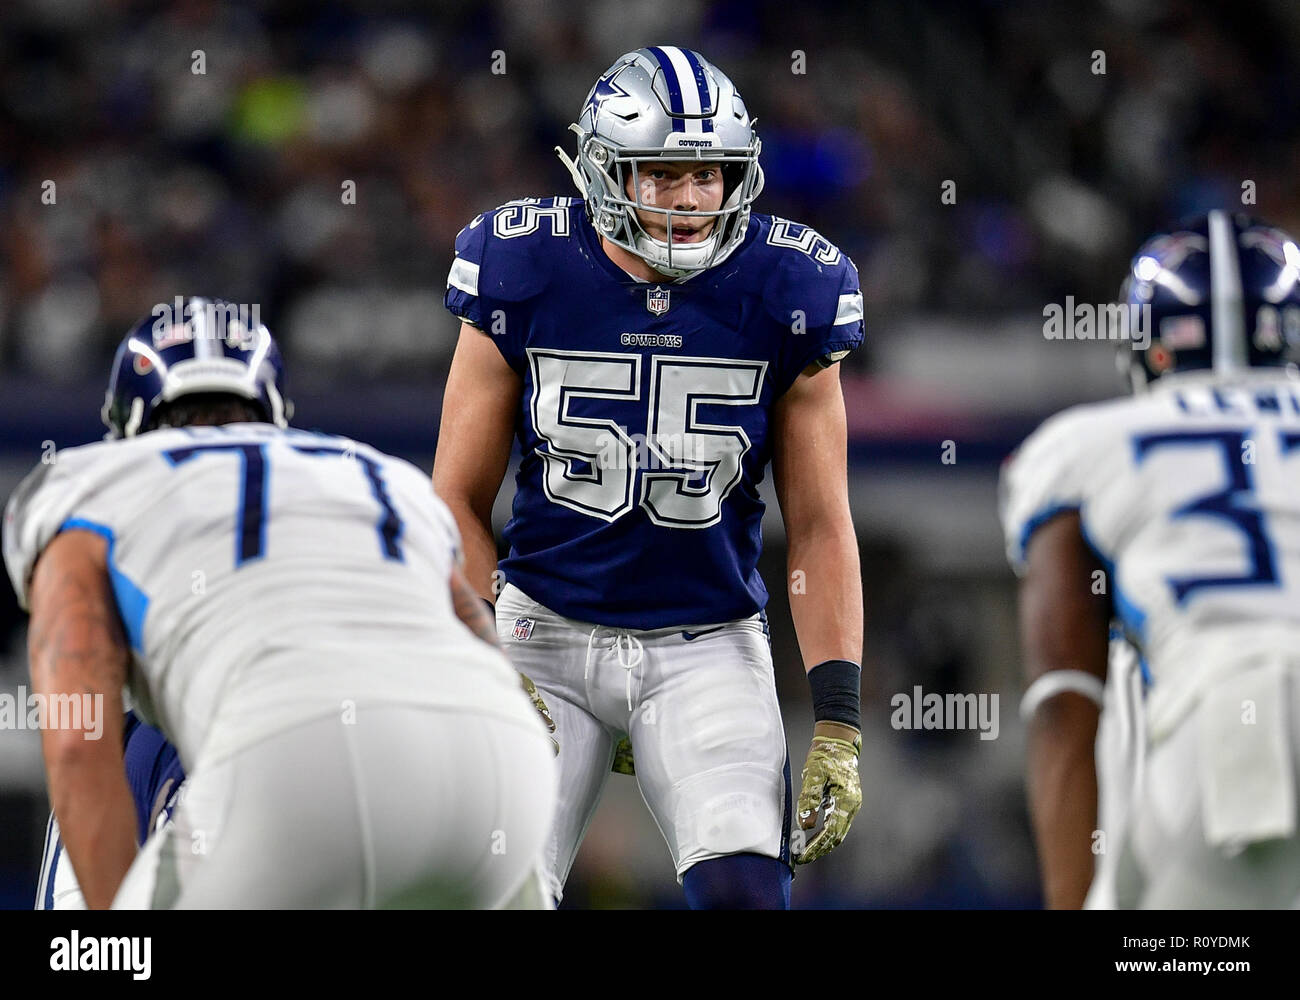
44,728,136,910
787,519,863,669
450,564,500,646
442,498,501,601
1025,693,1100,909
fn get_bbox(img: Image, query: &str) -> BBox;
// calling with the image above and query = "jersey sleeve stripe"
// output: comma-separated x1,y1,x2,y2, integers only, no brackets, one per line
834,292,864,326
447,257,480,296
1012,501,1081,570
59,517,151,653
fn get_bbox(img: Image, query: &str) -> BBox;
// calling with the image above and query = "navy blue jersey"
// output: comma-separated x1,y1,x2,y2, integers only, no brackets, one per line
445,197,864,628
121,711,186,842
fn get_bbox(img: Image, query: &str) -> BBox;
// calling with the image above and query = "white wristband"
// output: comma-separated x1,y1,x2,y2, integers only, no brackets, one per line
1019,670,1105,722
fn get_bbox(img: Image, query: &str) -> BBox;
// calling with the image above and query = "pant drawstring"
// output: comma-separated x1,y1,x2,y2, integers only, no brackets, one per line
615,633,644,711
584,626,599,682
584,628,645,712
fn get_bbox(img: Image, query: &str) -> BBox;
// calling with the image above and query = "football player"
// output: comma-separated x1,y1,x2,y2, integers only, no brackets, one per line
4,298,557,908
436,47,865,908
1002,212,1300,907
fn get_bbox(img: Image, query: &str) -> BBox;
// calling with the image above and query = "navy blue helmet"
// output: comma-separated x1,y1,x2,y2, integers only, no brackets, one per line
1119,211,1300,391
102,297,292,439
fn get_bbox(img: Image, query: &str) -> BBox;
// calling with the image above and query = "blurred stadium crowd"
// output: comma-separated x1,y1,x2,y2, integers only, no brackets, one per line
0,0,1297,907
4,0,1297,383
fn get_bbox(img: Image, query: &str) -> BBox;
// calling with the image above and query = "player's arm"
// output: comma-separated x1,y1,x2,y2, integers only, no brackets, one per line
449,542,556,749
26,529,133,910
432,321,522,602
772,361,864,863
450,562,500,646
1018,511,1110,909
773,361,863,667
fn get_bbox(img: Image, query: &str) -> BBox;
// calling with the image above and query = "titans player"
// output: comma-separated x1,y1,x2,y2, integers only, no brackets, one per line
6,299,557,908
1003,213,1300,907
436,47,865,908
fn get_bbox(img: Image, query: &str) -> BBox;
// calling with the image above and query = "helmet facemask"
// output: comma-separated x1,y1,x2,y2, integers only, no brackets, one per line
573,133,764,280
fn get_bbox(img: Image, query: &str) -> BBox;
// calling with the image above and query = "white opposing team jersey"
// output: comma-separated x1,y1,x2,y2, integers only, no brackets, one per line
3,424,525,767
1001,372,1300,740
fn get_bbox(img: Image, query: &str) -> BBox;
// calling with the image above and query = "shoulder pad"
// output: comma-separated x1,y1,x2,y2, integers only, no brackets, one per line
999,399,1125,574
2,443,107,608
450,197,581,306
755,215,861,330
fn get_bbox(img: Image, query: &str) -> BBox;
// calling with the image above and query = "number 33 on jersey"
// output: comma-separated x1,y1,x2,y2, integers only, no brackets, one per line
444,197,864,629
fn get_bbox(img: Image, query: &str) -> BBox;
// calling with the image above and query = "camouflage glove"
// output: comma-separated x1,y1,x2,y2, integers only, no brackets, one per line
795,720,862,864
519,672,558,755
611,735,635,775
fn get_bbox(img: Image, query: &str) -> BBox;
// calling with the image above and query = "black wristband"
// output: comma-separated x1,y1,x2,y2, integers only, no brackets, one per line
808,659,861,730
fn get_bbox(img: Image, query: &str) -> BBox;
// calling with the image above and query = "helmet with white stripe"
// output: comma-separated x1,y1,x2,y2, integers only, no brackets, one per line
1118,211,1300,392
102,297,292,439
556,47,764,279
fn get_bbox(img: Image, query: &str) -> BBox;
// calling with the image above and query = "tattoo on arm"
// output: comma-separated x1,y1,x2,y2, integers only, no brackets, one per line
450,565,499,647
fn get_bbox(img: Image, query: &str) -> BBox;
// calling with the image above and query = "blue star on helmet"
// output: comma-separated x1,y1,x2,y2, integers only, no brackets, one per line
585,69,632,118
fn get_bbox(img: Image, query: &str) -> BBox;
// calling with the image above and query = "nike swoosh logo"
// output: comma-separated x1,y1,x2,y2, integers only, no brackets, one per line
681,626,725,641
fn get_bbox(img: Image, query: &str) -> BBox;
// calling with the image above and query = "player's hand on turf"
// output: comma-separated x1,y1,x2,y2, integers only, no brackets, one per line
795,721,862,864
611,735,635,775
519,672,558,755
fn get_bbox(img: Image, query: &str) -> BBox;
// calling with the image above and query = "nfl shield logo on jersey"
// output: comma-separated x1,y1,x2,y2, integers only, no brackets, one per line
512,617,536,641
646,287,670,315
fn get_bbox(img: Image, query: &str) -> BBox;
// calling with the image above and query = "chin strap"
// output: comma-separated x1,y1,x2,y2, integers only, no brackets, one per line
124,397,145,438
554,124,587,195
265,380,292,428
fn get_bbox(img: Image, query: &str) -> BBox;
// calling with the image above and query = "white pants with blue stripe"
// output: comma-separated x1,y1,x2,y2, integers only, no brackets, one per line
495,582,792,900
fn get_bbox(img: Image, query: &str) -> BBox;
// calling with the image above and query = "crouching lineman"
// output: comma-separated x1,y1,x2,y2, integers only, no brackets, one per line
1002,212,1300,907
3,298,557,908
